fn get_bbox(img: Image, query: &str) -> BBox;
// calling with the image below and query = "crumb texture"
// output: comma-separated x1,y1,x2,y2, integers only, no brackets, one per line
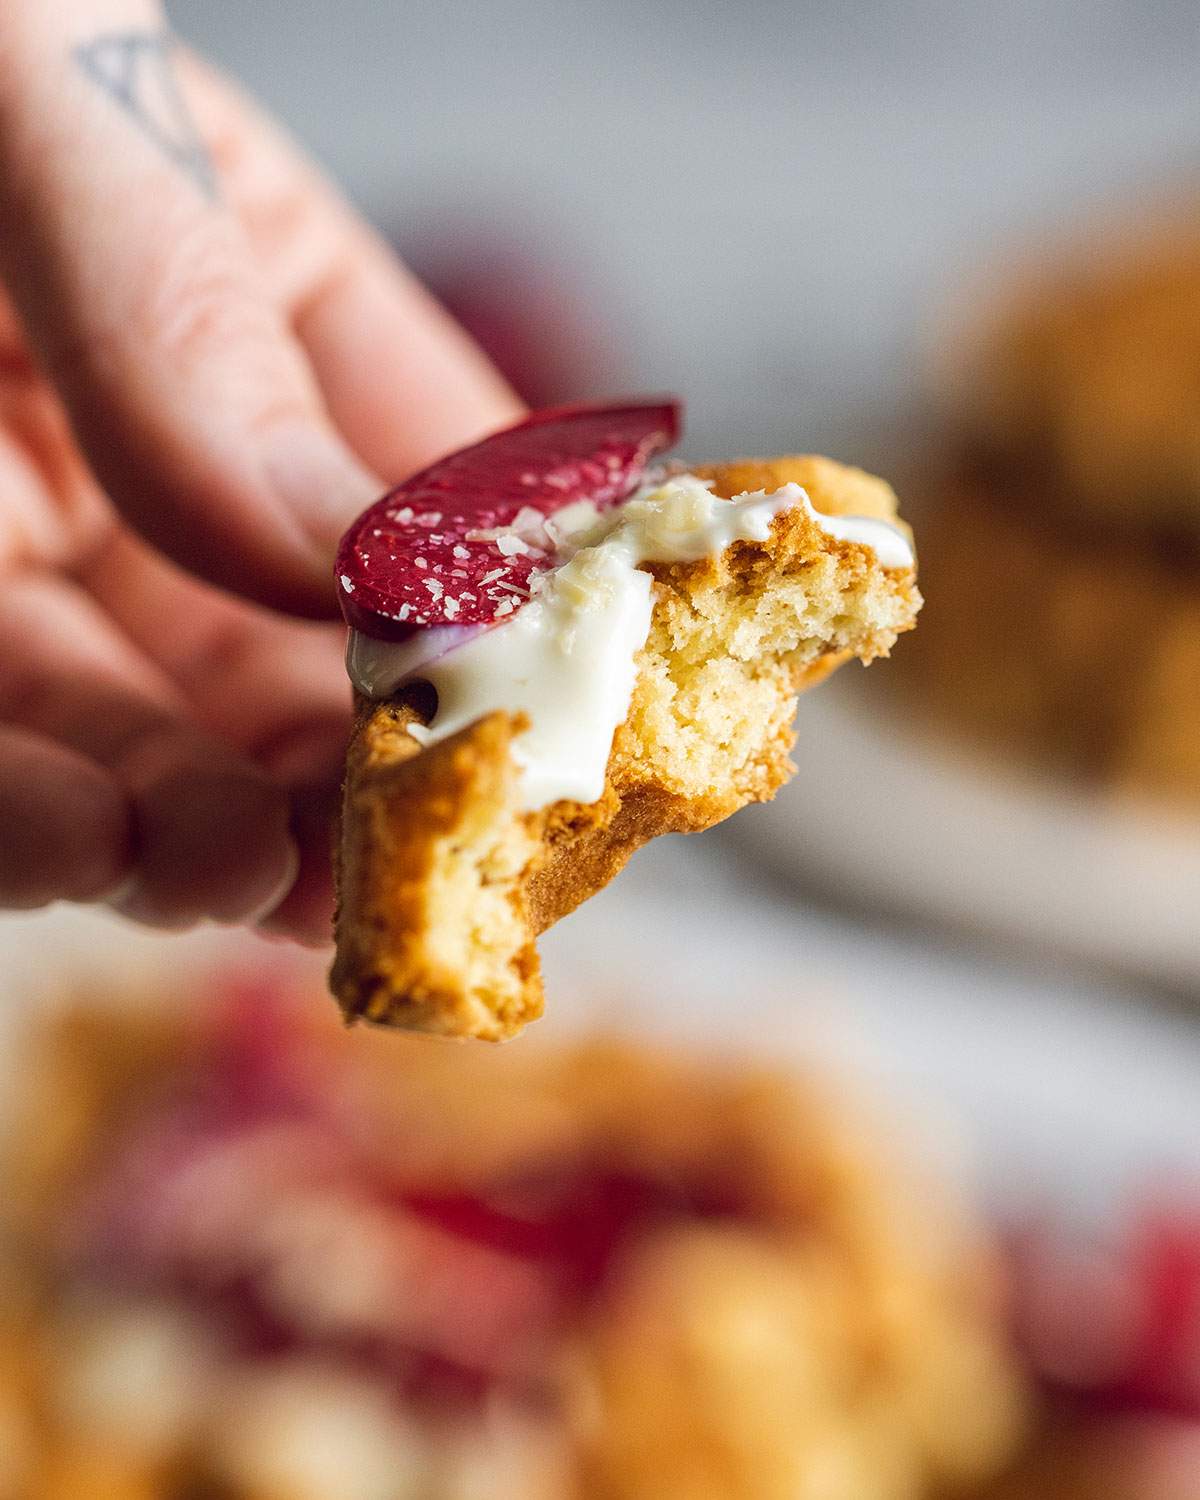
332,456,920,1038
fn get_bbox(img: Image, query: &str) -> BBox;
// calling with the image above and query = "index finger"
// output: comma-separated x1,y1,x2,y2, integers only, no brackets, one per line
0,4,517,617
178,52,525,484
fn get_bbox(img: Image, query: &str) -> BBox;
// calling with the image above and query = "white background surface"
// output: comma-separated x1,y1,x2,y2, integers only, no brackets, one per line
7,2,1193,1224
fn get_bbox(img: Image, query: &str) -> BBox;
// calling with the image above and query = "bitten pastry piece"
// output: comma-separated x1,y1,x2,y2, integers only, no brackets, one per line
333,455,920,1040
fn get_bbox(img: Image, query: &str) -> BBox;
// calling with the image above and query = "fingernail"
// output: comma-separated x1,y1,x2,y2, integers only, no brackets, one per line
240,835,302,927
260,422,380,557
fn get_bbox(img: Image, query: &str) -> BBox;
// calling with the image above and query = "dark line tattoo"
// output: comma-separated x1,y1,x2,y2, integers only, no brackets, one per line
73,30,217,200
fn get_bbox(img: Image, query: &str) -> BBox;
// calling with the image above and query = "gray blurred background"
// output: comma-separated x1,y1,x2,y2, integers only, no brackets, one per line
175,0,1200,465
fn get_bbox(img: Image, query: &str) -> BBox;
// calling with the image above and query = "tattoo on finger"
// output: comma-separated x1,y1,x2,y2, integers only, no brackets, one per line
73,30,217,200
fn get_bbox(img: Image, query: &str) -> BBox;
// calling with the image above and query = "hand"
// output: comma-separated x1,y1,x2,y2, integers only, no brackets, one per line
0,2,522,941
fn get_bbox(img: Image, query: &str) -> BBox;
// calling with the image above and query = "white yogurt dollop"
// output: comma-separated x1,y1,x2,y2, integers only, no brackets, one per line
347,475,912,811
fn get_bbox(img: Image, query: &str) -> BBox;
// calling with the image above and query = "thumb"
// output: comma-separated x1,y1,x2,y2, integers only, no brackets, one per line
0,5,378,615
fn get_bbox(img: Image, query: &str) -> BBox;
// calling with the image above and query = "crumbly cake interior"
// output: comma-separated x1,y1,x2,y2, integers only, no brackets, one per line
629,464,908,808
332,456,920,1040
424,792,538,1021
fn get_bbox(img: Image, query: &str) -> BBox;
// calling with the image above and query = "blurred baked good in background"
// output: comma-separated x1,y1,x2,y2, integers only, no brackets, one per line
900,194,1200,804
949,201,1200,540
0,968,1024,1500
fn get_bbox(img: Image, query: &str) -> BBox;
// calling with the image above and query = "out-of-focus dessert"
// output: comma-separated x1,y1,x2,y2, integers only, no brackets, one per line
901,201,1200,803
993,1200,1200,1500
0,971,1023,1499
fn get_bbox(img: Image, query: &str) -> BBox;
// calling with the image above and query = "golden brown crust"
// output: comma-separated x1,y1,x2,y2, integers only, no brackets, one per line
332,456,921,1039
331,706,544,1038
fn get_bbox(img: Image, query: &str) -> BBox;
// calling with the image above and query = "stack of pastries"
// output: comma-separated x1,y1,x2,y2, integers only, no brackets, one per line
903,200,1200,803
0,970,1025,1500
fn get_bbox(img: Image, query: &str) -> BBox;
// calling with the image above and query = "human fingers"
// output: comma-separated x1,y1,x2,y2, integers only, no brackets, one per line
0,571,297,928
0,3,377,615
83,532,350,944
180,51,523,483
0,724,129,909
81,528,349,754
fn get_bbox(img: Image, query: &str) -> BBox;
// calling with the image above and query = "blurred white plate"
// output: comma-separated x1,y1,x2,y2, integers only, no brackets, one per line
732,682,1200,992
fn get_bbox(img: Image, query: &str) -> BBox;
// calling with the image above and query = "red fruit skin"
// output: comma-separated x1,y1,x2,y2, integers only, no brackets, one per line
335,400,681,640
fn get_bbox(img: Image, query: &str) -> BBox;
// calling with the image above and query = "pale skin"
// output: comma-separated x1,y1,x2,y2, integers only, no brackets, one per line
0,0,523,940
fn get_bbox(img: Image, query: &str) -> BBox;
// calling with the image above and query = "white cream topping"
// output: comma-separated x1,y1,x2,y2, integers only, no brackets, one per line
347,475,912,812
